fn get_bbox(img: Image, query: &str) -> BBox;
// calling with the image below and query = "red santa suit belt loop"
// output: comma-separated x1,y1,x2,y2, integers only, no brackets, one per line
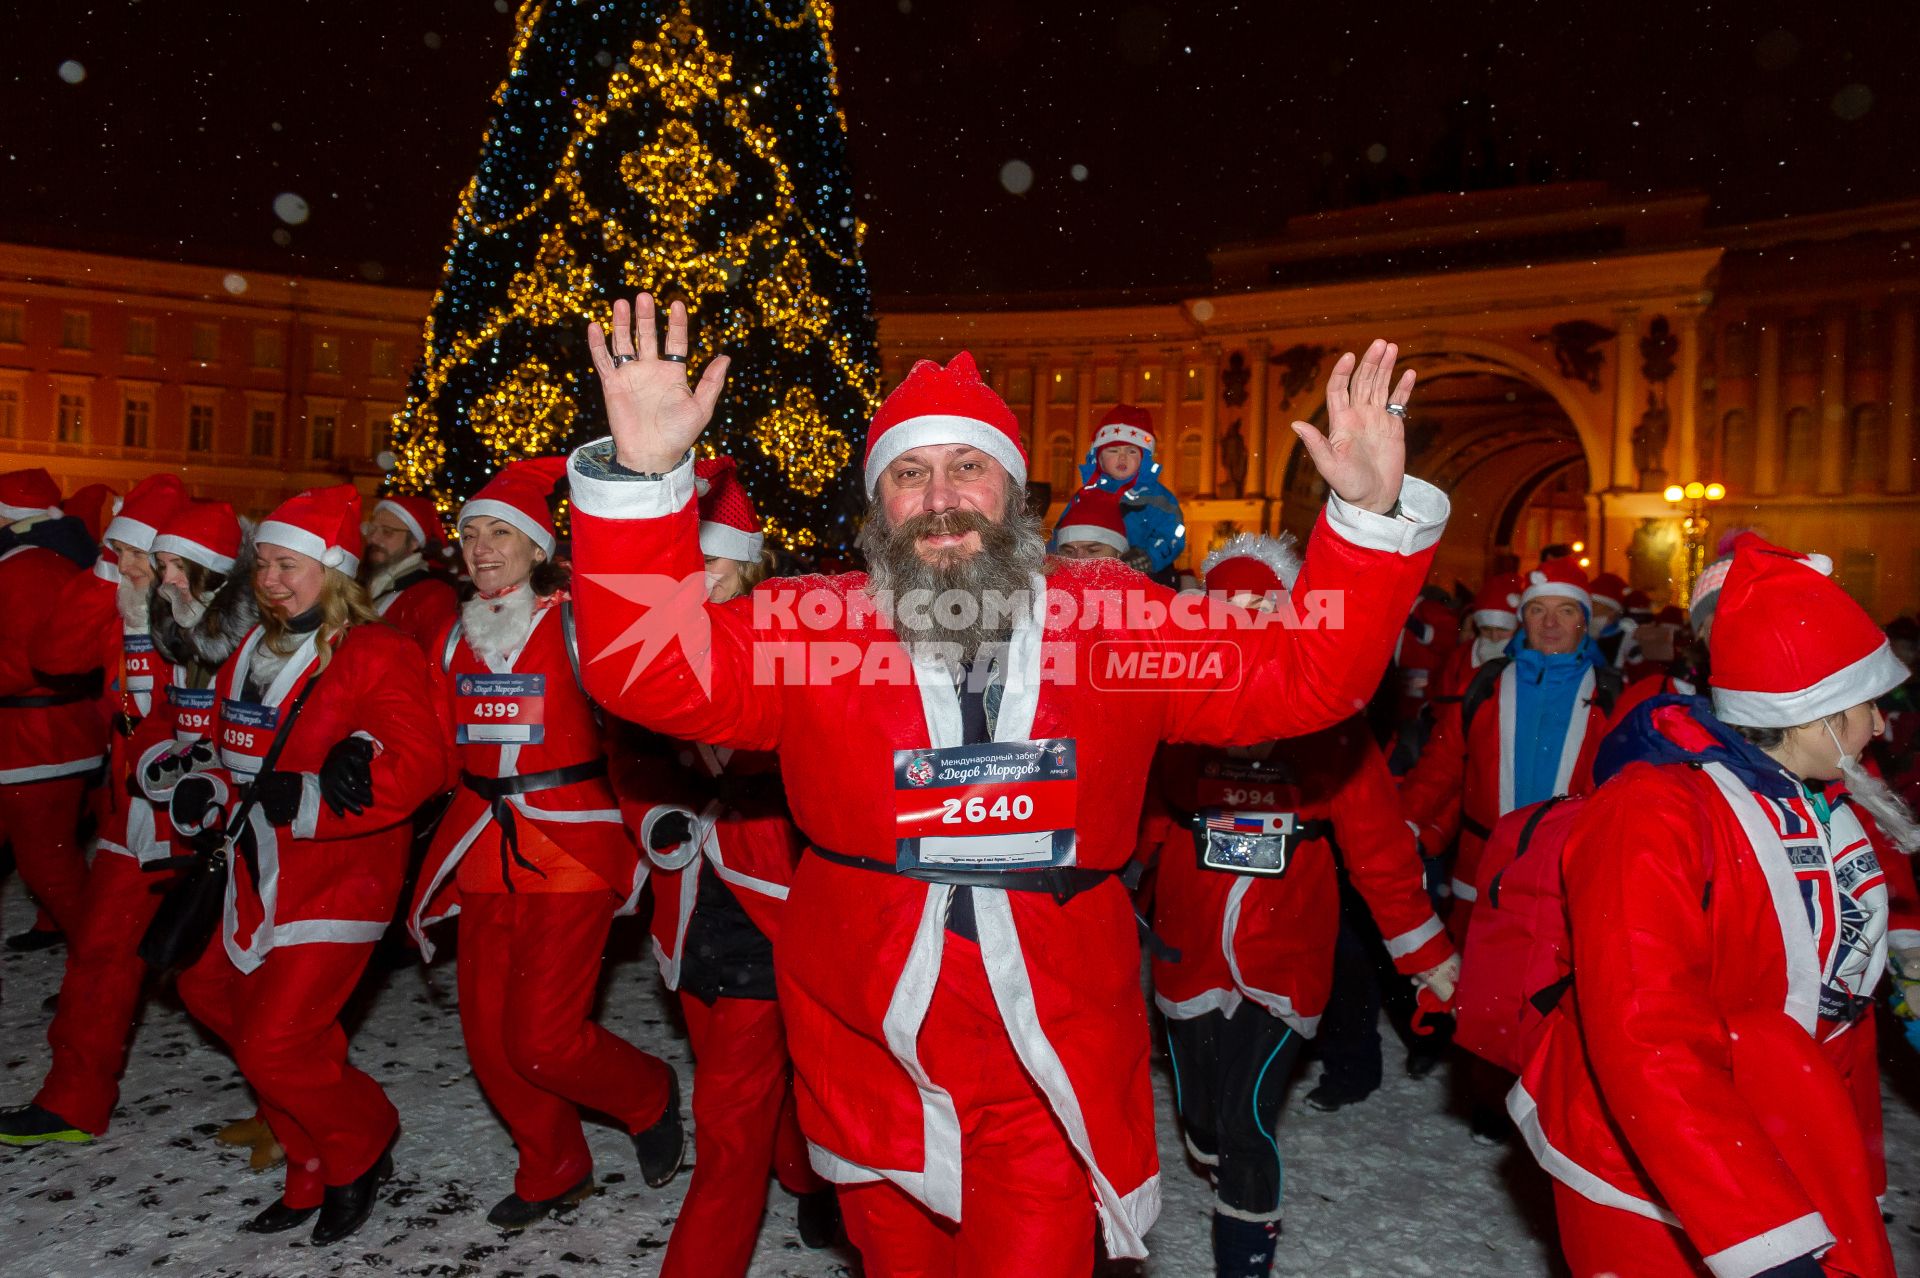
460,758,608,891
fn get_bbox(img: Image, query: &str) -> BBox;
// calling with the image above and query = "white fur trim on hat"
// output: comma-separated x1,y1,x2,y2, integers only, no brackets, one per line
0,500,62,523
699,521,764,563
1202,532,1303,591
864,414,1026,496
458,497,556,556
1053,522,1129,553
375,498,430,549
102,514,163,552
150,532,236,575
1711,640,1911,729
1091,423,1155,454
255,519,359,575
1473,608,1519,630
1519,578,1591,612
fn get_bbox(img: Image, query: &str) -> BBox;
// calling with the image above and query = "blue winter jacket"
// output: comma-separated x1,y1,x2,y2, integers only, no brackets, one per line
1077,444,1186,574
1505,630,1607,809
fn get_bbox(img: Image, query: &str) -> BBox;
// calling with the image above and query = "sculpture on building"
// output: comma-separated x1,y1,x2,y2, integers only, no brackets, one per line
1220,351,1251,407
1536,319,1616,390
1270,343,1329,409
1218,419,1248,498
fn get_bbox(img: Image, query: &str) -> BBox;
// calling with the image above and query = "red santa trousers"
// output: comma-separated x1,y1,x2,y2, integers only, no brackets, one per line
660,993,823,1278
0,775,92,938
177,934,397,1210
456,891,675,1202
835,932,1098,1278
34,853,170,1134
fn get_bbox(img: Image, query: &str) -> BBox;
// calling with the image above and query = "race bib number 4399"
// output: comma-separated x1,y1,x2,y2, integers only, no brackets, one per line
456,673,546,745
893,738,1077,870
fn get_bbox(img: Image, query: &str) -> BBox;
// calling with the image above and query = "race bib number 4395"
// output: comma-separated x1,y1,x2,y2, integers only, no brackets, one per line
893,738,1077,870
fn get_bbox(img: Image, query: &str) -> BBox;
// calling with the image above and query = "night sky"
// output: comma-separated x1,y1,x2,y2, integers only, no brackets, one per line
5,1,1917,301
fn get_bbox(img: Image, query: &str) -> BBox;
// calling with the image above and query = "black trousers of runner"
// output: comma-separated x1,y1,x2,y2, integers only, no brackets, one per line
1164,1005,1307,1223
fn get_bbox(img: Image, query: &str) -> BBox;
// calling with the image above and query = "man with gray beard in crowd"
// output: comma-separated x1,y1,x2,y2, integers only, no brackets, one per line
564,294,1451,1276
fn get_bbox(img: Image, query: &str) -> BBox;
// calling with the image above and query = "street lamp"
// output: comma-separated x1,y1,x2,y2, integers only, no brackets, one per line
1663,480,1726,603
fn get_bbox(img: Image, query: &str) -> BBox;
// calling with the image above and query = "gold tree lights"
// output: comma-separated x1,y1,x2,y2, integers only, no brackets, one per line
387,0,880,552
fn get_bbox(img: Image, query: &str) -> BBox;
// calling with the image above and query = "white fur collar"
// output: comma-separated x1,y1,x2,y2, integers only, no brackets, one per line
368,551,428,601
461,587,539,671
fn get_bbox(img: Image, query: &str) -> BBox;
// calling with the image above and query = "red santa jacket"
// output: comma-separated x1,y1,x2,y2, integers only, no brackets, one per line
1398,658,1610,912
407,594,638,959
0,544,109,783
562,450,1446,1258
1145,722,1450,1035
610,734,802,991
373,563,460,656
145,621,453,974
1513,749,1895,1278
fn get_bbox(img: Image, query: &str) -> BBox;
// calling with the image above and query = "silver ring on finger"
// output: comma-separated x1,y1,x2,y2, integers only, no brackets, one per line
611,353,637,367
1385,401,1409,419
659,352,688,364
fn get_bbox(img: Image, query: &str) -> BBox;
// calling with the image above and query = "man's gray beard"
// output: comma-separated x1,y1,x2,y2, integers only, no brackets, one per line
857,484,1046,671
116,573,150,629
1839,754,1920,853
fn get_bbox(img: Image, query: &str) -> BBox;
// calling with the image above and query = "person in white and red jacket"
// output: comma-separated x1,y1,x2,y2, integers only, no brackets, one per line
1513,535,1907,1278
408,457,679,1231
610,454,837,1278
561,294,1447,1274
1144,534,1455,1278
145,483,453,1246
360,494,458,655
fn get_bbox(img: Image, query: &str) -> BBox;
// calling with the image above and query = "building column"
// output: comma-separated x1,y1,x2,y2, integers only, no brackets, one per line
1674,306,1703,483
1817,308,1848,496
1027,358,1046,472
1612,308,1640,489
1074,361,1094,459
1244,339,1269,498
1891,304,1915,496
1754,318,1782,497
1160,348,1187,494
1199,347,1220,499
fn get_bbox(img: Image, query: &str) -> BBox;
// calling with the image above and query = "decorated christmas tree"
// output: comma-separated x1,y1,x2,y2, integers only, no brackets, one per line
388,0,879,554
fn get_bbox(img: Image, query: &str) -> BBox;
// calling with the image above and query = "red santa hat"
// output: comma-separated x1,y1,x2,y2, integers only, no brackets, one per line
151,500,243,575
458,457,568,556
695,455,763,563
1203,532,1303,598
0,468,65,523
1051,486,1130,553
1623,588,1653,618
373,494,445,556
1519,557,1592,614
863,352,1026,497
1091,404,1156,455
102,473,191,551
1587,572,1628,613
1471,572,1524,630
1710,536,1909,728
256,483,364,575
63,483,118,545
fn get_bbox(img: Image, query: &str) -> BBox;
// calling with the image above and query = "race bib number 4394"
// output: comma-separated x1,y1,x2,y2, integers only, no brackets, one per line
893,738,1077,870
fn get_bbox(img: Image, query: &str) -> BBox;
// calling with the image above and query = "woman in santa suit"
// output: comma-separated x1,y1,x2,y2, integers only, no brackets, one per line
611,455,837,1278
1513,536,1905,1278
408,457,681,1231
1144,535,1456,1278
144,483,453,1246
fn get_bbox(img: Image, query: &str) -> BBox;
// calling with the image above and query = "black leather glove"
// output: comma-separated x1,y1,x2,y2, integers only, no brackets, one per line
254,771,305,826
648,811,694,851
146,741,213,788
318,736,375,817
169,774,219,832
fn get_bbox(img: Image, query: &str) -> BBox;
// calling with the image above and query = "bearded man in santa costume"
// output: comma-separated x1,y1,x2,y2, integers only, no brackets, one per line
561,293,1448,1275
1512,536,1908,1278
359,494,459,654
0,468,115,947
612,454,838,1277
1143,533,1455,1278
408,457,679,1230
0,497,260,1147
142,483,453,1245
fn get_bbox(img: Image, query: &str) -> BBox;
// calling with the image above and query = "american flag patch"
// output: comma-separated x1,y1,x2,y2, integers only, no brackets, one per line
1206,813,1270,834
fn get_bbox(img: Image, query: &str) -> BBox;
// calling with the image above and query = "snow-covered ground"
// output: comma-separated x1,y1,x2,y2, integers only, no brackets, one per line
4,886,1918,1277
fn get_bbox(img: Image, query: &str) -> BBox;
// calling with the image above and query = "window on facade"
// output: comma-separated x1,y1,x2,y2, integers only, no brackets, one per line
311,334,341,374
190,322,219,362
1183,366,1205,401
1007,367,1032,404
0,387,19,438
1839,550,1878,616
310,413,337,461
1048,432,1076,495
56,393,87,443
0,305,22,345
1049,370,1074,404
1138,366,1161,397
249,408,278,457
60,311,91,351
370,339,400,379
252,328,284,370
1177,432,1203,493
1848,404,1886,494
1780,407,1817,494
1095,366,1119,402
122,397,152,449
1720,409,1754,496
188,403,216,453
125,317,157,358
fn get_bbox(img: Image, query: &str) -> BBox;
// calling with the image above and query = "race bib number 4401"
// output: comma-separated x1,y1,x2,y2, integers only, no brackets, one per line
893,738,1077,870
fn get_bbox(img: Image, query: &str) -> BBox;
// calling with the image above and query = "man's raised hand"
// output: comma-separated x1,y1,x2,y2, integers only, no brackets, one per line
587,293,731,474
1290,339,1415,516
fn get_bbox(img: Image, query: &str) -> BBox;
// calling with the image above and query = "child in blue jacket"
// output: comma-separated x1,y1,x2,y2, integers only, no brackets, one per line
1077,404,1186,577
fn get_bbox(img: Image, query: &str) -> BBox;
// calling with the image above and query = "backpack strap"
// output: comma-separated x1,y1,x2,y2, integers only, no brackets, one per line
440,621,462,675
1486,793,1568,910
561,599,586,697
1459,656,1510,737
